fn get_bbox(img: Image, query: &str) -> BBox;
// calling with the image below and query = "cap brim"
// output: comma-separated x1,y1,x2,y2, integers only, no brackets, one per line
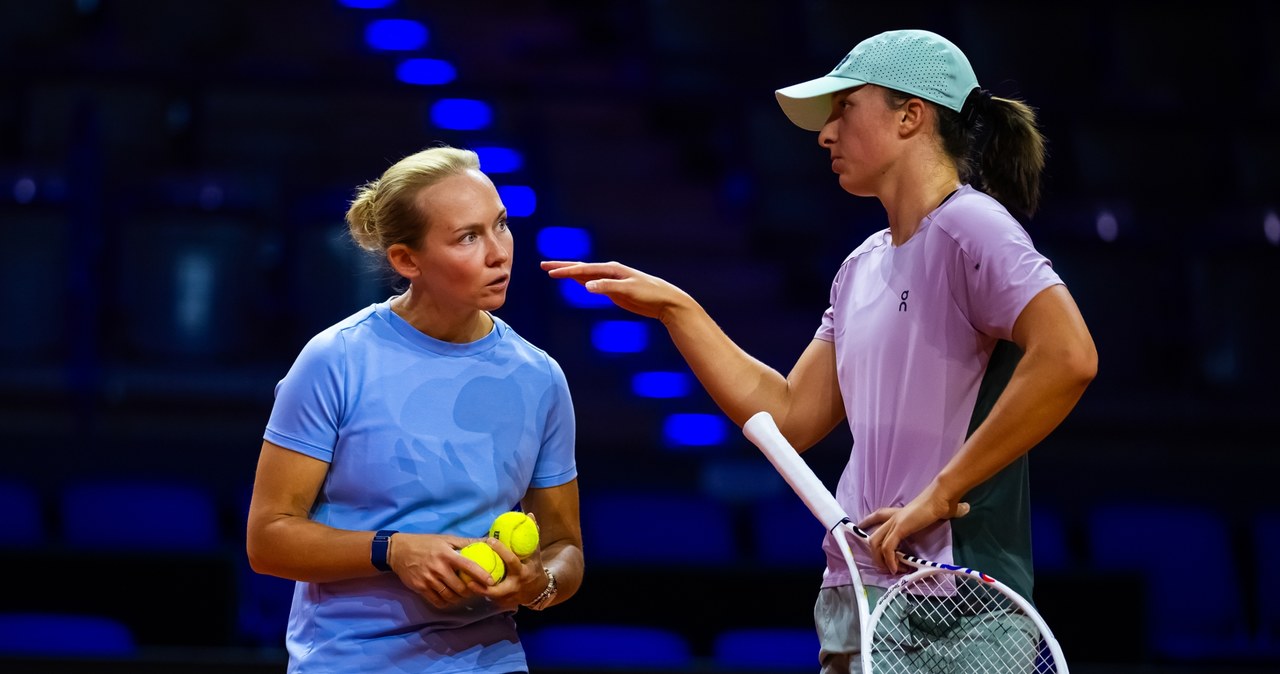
775,76,866,131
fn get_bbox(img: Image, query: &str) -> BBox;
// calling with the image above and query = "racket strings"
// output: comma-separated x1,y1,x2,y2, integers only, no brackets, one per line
869,573,1057,673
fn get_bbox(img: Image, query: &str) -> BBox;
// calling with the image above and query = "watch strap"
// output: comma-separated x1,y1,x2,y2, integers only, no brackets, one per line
371,529,398,572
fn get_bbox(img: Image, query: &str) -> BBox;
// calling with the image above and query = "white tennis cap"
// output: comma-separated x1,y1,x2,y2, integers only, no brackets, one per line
776,29,980,131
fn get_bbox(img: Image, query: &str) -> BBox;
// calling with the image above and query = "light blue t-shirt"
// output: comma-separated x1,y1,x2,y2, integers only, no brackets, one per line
264,299,577,674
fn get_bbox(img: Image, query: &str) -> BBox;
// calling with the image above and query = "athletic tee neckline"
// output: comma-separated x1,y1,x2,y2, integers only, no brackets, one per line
890,185,965,248
374,298,502,357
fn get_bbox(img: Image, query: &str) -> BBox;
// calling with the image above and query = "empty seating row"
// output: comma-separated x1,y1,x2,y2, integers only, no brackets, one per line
5,478,1279,664
0,479,268,649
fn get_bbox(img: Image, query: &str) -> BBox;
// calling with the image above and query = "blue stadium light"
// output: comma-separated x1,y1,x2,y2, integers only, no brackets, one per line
632,371,693,399
663,413,727,447
339,0,396,8
395,58,455,85
430,98,491,130
1264,210,1279,246
558,279,614,309
497,186,535,217
474,146,523,173
365,19,428,51
591,320,647,354
536,227,591,259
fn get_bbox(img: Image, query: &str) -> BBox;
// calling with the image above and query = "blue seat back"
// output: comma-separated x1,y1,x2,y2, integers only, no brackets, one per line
713,626,819,670
0,481,43,549
1087,503,1248,659
60,480,219,552
522,624,692,669
0,613,135,657
581,491,736,566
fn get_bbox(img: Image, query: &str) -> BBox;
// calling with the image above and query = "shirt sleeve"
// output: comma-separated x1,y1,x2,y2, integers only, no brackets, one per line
949,214,1063,341
263,329,346,462
815,262,846,343
530,354,577,488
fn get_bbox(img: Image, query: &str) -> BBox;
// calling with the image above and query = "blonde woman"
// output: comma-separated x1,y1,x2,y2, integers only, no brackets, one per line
249,146,581,674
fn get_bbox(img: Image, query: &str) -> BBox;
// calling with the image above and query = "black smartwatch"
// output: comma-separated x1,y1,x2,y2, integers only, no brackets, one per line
371,529,398,572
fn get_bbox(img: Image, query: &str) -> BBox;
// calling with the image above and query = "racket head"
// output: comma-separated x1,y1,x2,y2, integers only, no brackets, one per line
866,567,1068,674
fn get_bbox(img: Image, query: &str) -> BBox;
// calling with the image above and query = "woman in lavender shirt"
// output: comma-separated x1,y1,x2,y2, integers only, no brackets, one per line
545,29,1095,674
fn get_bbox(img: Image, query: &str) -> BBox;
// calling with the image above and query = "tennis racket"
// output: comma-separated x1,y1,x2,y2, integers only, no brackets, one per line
742,411,1068,674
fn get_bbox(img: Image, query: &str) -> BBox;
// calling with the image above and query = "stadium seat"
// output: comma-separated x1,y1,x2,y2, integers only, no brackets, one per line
51,480,236,646
1086,503,1250,660
580,491,736,566
0,480,44,549
0,613,135,658
749,495,828,568
713,626,819,671
522,624,692,670
59,479,219,552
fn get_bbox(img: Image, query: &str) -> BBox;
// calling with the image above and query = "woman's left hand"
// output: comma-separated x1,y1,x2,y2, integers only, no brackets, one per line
467,535,550,611
858,488,970,574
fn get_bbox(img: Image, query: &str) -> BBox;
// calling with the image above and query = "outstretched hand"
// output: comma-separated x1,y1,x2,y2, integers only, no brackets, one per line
858,490,970,575
541,261,693,322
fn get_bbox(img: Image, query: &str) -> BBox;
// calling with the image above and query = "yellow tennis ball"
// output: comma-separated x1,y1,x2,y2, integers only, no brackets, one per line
458,541,505,584
489,511,540,559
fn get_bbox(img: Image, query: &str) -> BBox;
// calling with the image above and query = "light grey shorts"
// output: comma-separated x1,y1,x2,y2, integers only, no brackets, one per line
813,584,884,674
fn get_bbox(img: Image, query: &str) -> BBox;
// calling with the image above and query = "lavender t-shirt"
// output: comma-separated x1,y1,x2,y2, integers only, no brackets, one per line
815,185,1061,594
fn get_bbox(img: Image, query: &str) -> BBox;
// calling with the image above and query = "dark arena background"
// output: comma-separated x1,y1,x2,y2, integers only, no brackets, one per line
1,1,1277,673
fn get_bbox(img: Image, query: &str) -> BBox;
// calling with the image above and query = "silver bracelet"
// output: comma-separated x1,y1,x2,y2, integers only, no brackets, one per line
523,566,557,611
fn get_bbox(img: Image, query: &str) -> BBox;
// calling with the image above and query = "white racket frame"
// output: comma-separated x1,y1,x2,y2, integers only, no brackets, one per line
743,411,1069,674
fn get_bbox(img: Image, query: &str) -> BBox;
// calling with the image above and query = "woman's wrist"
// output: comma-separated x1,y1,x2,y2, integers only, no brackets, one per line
523,566,557,610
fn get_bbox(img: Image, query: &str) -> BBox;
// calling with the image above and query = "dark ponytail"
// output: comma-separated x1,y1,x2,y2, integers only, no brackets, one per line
938,90,1047,217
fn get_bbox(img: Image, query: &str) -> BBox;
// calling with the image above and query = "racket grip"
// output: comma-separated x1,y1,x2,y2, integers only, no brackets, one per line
743,411,849,531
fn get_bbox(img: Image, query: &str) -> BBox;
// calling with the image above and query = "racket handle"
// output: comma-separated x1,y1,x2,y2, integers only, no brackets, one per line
743,411,848,531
